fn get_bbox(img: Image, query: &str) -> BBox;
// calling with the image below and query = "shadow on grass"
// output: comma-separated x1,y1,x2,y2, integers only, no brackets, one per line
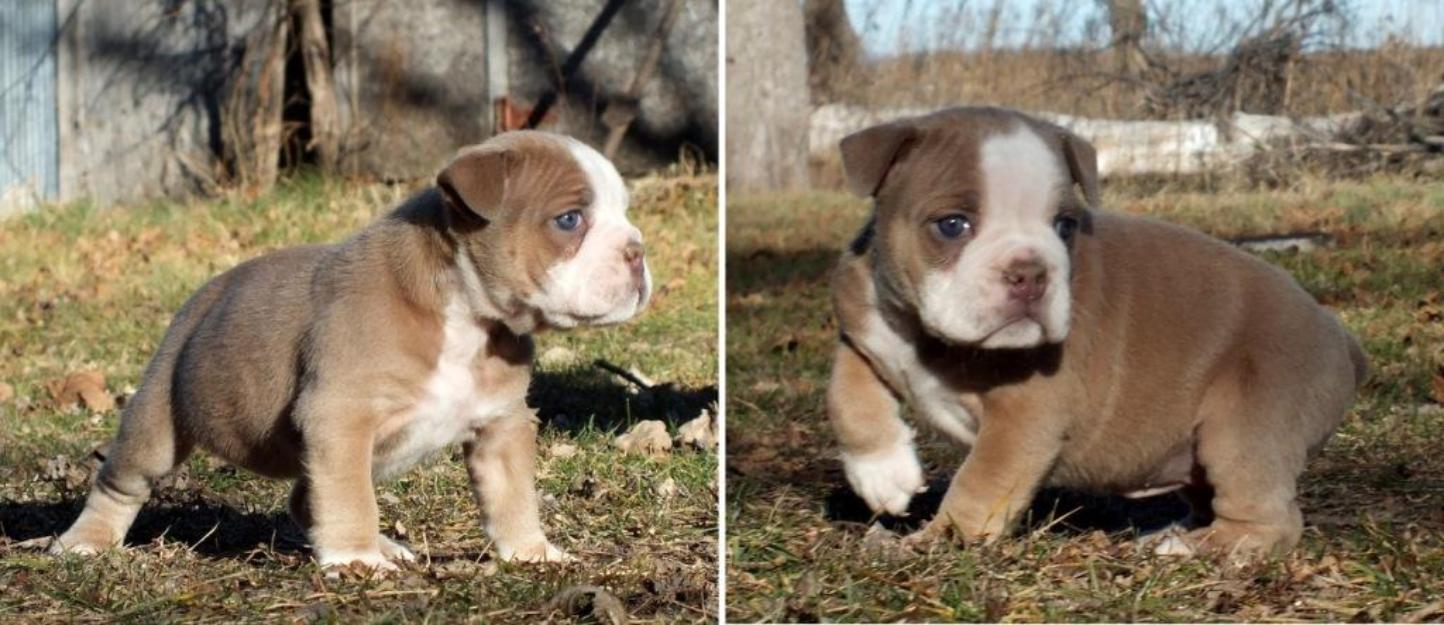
823,479,1194,537
531,364,717,435
0,498,306,557
725,248,839,294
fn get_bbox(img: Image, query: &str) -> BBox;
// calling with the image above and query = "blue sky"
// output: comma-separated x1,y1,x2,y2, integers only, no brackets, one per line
845,0,1444,56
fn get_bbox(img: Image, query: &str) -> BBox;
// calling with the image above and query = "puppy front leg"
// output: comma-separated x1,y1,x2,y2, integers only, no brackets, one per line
463,410,572,563
918,406,1062,543
829,340,925,516
299,397,392,570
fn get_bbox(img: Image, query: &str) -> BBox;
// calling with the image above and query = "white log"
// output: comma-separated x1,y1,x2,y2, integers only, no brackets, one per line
810,104,1369,177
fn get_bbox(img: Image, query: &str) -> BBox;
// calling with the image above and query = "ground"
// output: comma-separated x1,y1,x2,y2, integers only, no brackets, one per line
0,171,719,623
725,176,1444,622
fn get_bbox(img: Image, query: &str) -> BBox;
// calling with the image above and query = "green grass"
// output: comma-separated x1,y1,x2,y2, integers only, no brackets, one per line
0,171,719,623
725,176,1444,622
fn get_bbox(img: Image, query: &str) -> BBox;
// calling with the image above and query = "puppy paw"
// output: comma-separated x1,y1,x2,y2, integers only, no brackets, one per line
497,541,575,564
842,441,926,516
315,549,400,572
1149,521,1296,561
48,529,118,556
377,535,417,562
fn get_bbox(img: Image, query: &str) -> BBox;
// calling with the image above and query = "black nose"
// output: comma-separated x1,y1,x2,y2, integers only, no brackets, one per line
1003,259,1046,302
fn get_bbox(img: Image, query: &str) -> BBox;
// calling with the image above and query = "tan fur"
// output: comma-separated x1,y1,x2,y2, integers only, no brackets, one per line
52,130,645,568
829,107,1366,558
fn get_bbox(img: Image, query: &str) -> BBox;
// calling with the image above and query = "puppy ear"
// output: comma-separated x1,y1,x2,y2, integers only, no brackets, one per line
437,146,510,220
839,121,916,198
1058,129,1100,209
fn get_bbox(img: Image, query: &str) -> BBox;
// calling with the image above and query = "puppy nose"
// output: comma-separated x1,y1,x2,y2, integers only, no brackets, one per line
1003,258,1047,302
623,241,645,275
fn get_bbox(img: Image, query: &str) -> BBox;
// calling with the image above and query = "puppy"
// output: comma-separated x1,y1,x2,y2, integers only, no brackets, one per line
827,107,1366,557
51,131,652,568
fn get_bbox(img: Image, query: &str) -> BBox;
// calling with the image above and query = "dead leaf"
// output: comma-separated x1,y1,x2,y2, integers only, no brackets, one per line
1430,366,1444,405
675,411,716,450
653,477,677,499
547,442,580,459
614,420,671,457
431,559,497,580
546,585,628,625
0,382,13,403
45,370,115,413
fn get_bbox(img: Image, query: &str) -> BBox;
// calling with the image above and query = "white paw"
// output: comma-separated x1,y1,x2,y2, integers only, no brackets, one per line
48,531,116,556
378,535,417,562
842,439,926,516
315,549,399,571
48,538,105,556
497,540,575,564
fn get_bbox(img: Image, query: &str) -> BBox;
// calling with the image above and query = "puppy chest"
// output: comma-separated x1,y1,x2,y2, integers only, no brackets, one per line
374,306,525,475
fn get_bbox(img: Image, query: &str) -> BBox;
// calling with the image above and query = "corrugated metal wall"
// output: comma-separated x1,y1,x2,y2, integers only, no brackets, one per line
0,0,59,211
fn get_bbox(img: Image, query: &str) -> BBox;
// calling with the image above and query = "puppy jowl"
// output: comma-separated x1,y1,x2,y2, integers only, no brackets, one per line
828,106,1365,558
47,131,652,570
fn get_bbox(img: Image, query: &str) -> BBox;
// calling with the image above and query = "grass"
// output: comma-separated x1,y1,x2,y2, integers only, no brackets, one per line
0,170,719,623
724,175,1444,622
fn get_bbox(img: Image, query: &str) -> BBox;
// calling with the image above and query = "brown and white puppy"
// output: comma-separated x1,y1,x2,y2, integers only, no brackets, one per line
50,131,651,569
828,107,1366,557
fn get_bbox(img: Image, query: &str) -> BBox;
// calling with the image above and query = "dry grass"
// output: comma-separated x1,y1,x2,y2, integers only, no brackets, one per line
0,171,719,623
724,175,1444,622
835,44,1444,119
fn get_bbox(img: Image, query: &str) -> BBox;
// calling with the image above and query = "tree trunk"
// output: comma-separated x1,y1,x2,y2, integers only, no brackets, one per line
726,0,811,192
292,0,339,171
1106,0,1148,79
804,0,863,104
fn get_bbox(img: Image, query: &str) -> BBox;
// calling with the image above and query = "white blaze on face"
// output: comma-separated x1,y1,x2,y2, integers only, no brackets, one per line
527,138,652,327
917,126,1073,348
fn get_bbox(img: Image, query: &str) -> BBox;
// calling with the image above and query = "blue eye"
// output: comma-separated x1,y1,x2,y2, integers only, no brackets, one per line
554,210,583,232
1054,214,1079,243
934,214,972,239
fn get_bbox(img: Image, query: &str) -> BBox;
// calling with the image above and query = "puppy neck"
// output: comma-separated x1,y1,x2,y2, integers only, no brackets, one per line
451,244,541,336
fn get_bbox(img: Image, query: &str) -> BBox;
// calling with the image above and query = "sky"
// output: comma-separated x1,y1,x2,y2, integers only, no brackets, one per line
844,0,1444,56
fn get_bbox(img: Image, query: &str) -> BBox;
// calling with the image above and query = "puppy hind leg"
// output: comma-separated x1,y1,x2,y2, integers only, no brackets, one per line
51,384,194,554
1165,396,1307,559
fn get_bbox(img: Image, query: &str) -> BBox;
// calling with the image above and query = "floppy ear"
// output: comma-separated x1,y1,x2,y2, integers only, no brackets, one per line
437,146,510,220
1058,128,1100,209
839,121,916,198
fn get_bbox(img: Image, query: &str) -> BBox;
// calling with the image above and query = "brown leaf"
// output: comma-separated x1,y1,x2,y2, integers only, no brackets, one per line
1431,367,1444,405
45,370,115,413
614,420,672,457
546,585,628,625
0,382,13,403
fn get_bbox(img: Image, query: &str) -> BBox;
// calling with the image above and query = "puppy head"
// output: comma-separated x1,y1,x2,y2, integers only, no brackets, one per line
841,107,1098,349
437,131,651,329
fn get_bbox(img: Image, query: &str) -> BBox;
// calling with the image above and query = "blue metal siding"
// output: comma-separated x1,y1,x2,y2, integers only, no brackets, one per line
0,0,59,203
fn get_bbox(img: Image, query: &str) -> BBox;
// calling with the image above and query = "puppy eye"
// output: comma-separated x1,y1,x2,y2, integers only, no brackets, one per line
553,209,583,232
1054,214,1079,243
933,214,973,239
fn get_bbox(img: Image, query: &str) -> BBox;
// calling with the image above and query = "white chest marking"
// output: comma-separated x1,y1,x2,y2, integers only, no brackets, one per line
374,295,516,477
856,311,980,446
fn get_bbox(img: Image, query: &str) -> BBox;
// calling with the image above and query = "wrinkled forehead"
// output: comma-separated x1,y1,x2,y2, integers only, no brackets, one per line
481,132,629,216
886,117,1067,216
560,136,630,215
